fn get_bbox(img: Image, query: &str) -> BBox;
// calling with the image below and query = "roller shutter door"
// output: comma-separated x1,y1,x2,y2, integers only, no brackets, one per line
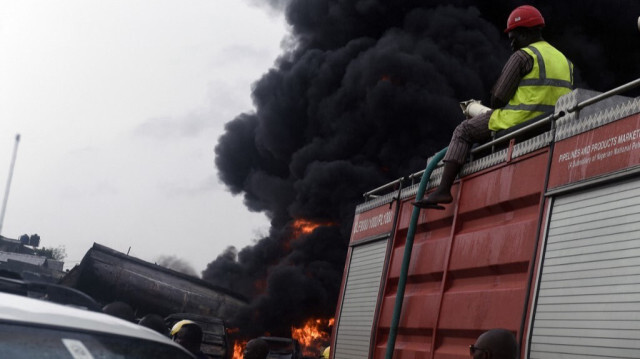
530,177,640,359
334,239,388,359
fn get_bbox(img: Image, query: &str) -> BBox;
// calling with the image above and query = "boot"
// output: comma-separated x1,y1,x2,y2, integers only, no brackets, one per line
412,161,461,210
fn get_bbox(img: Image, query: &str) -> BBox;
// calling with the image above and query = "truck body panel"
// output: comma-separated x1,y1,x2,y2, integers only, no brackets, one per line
332,88,640,359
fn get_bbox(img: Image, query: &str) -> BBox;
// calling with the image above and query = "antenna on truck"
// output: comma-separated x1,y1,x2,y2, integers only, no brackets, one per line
0,134,21,236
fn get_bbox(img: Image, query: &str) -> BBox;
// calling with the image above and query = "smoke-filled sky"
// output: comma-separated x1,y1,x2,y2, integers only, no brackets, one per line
206,0,640,338
0,0,286,271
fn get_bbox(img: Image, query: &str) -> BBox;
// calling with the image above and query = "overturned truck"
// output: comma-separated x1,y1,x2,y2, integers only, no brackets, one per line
330,79,640,359
61,243,247,318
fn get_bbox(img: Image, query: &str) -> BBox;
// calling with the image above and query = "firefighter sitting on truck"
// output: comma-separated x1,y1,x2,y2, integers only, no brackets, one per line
413,5,573,210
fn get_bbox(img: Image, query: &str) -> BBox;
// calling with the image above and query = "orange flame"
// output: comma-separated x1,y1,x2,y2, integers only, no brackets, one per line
291,318,334,357
232,340,247,359
293,219,321,236
291,219,335,239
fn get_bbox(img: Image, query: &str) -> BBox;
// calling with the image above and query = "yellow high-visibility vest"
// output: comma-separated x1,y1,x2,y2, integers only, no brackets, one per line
489,41,573,131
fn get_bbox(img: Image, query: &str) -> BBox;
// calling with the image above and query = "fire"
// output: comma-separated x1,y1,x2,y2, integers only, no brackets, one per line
232,340,247,359
293,219,322,236
291,318,334,357
291,219,335,239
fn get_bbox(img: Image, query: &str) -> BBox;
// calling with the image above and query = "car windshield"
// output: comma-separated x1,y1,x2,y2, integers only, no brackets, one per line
0,322,193,359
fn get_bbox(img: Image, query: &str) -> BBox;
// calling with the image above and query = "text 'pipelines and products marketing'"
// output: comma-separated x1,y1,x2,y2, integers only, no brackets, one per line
557,128,640,169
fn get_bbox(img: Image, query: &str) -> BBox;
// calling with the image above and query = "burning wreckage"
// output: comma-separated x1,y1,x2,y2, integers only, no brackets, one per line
60,243,247,359
58,242,337,359
61,243,248,318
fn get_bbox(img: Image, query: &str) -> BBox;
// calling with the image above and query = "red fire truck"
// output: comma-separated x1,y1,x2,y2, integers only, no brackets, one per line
330,78,640,359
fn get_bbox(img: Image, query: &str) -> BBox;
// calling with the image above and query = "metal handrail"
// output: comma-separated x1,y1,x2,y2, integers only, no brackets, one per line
471,111,564,154
569,77,640,113
362,178,403,199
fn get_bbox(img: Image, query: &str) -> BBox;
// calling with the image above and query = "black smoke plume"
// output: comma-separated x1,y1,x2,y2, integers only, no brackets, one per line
155,255,198,277
205,0,640,339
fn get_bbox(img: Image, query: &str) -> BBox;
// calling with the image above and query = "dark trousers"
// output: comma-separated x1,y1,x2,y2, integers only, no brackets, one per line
443,110,494,164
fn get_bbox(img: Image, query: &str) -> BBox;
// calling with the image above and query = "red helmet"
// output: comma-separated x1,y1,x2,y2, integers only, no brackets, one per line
504,5,545,33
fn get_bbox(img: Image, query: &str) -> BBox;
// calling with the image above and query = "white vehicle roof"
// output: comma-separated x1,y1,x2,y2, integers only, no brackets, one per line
0,292,186,350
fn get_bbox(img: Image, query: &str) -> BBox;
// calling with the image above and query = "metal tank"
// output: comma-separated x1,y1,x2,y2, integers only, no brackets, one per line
60,243,247,318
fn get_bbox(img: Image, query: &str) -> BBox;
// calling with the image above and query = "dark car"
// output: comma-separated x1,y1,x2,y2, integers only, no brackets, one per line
259,337,302,359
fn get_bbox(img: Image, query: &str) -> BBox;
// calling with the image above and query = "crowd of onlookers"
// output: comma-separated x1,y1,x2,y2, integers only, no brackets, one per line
102,300,518,359
100,300,279,359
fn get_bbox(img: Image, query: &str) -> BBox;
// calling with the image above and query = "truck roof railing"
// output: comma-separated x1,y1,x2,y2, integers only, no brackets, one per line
362,178,405,199
363,77,640,201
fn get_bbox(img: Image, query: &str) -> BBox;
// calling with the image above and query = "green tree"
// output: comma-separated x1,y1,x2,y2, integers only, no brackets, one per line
35,246,67,261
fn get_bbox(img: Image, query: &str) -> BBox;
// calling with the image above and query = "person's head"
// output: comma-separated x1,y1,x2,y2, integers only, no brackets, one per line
243,338,269,359
470,329,517,359
102,301,136,323
171,321,203,353
505,5,544,51
138,313,169,336
321,346,330,359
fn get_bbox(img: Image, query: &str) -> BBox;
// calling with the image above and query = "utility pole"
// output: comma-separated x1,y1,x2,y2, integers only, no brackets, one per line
0,134,20,236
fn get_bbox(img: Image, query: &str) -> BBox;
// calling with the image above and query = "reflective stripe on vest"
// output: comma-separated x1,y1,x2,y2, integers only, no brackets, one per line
489,41,573,131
